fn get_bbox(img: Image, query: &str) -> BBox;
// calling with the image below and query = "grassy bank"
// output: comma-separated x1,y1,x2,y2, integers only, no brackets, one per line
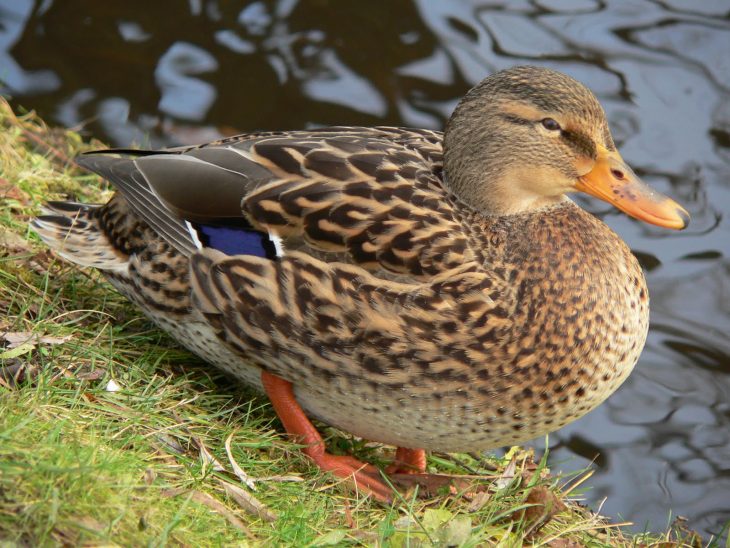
0,98,709,547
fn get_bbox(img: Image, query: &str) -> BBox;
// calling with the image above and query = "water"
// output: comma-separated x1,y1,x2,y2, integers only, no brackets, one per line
1,0,728,538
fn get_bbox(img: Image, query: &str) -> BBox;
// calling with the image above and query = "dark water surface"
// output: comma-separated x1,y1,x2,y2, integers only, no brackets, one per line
2,0,729,538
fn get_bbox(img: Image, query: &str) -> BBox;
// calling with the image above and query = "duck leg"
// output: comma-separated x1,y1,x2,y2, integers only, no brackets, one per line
261,371,394,502
388,447,427,474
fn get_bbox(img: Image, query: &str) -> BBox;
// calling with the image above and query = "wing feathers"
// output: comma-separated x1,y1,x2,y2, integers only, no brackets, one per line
74,127,464,278
76,154,197,255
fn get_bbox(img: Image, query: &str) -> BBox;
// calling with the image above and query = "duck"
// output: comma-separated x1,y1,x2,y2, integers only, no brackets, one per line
32,66,689,502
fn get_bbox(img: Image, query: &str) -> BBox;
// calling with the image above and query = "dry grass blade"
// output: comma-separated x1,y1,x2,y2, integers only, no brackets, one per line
255,475,304,483
162,488,254,538
561,469,594,497
198,441,226,473
0,98,73,168
218,479,277,523
167,410,226,473
224,431,256,490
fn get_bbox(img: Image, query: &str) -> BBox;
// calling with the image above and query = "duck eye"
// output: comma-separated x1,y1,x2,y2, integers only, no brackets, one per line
541,118,561,131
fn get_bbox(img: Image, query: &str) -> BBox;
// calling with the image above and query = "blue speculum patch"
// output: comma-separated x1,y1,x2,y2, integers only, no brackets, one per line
194,222,277,259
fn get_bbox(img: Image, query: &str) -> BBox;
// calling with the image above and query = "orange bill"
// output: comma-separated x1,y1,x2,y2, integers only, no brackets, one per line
575,145,689,230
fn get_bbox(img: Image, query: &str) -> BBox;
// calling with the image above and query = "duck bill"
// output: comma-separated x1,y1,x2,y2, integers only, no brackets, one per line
575,146,689,230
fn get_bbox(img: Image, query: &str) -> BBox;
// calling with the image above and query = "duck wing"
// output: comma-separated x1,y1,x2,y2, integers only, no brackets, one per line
77,127,470,280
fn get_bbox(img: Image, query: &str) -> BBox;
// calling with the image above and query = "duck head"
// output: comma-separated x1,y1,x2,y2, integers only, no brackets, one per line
443,65,689,230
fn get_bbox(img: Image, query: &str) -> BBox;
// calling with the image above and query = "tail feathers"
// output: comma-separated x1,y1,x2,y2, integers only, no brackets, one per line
31,203,129,271
40,200,96,216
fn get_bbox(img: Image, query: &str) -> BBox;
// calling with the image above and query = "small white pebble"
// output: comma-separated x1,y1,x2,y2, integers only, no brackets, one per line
105,379,121,392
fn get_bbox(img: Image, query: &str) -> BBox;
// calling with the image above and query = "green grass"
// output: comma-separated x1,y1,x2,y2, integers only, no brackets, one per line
0,98,715,547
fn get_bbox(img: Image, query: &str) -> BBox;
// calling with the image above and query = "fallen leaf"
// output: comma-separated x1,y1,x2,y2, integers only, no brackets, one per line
494,456,518,490
1,332,35,348
0,359,36,387
154,433,186,455
422,508,453,531
391,510,473,547
0,342,35,360
439,515,472,546
77,369,106,381
519,486,567,537
466,490,491,512
40,334,73,345
0,228,32,254
0,331,72,349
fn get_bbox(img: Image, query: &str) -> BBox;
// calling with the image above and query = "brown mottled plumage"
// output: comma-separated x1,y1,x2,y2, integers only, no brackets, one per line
32,66,688,499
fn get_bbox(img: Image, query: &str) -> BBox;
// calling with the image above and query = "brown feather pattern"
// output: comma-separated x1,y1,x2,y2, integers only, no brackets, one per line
33,69,651,452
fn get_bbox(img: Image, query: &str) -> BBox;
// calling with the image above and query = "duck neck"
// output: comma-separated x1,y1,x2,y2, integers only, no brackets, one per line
443,159,569,216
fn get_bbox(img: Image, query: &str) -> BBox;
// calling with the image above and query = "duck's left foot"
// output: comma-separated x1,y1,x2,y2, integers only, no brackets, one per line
306,452,395,502
387,447,427,474
261,371,395,502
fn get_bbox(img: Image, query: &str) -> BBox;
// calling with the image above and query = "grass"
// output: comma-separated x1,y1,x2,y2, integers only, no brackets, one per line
0,97,717,547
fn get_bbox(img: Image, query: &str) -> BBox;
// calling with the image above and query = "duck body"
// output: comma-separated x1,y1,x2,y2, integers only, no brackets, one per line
34,126,646,452
34,67,687,497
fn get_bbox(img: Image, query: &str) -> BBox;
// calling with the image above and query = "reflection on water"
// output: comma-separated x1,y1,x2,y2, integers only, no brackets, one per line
1,0,728,538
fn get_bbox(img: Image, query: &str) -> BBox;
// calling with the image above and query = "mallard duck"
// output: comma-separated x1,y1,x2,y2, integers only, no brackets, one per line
33,66,688,502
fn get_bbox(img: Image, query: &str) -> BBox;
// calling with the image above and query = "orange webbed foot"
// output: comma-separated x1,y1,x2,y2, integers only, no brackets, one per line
261,371,395,502
308,453,394,502
387,447,427,475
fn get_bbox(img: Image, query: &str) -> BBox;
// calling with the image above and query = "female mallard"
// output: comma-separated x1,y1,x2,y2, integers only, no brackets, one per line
33,66,688,502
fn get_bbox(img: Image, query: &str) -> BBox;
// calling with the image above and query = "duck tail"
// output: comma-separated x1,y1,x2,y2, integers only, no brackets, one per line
31,200,129,271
